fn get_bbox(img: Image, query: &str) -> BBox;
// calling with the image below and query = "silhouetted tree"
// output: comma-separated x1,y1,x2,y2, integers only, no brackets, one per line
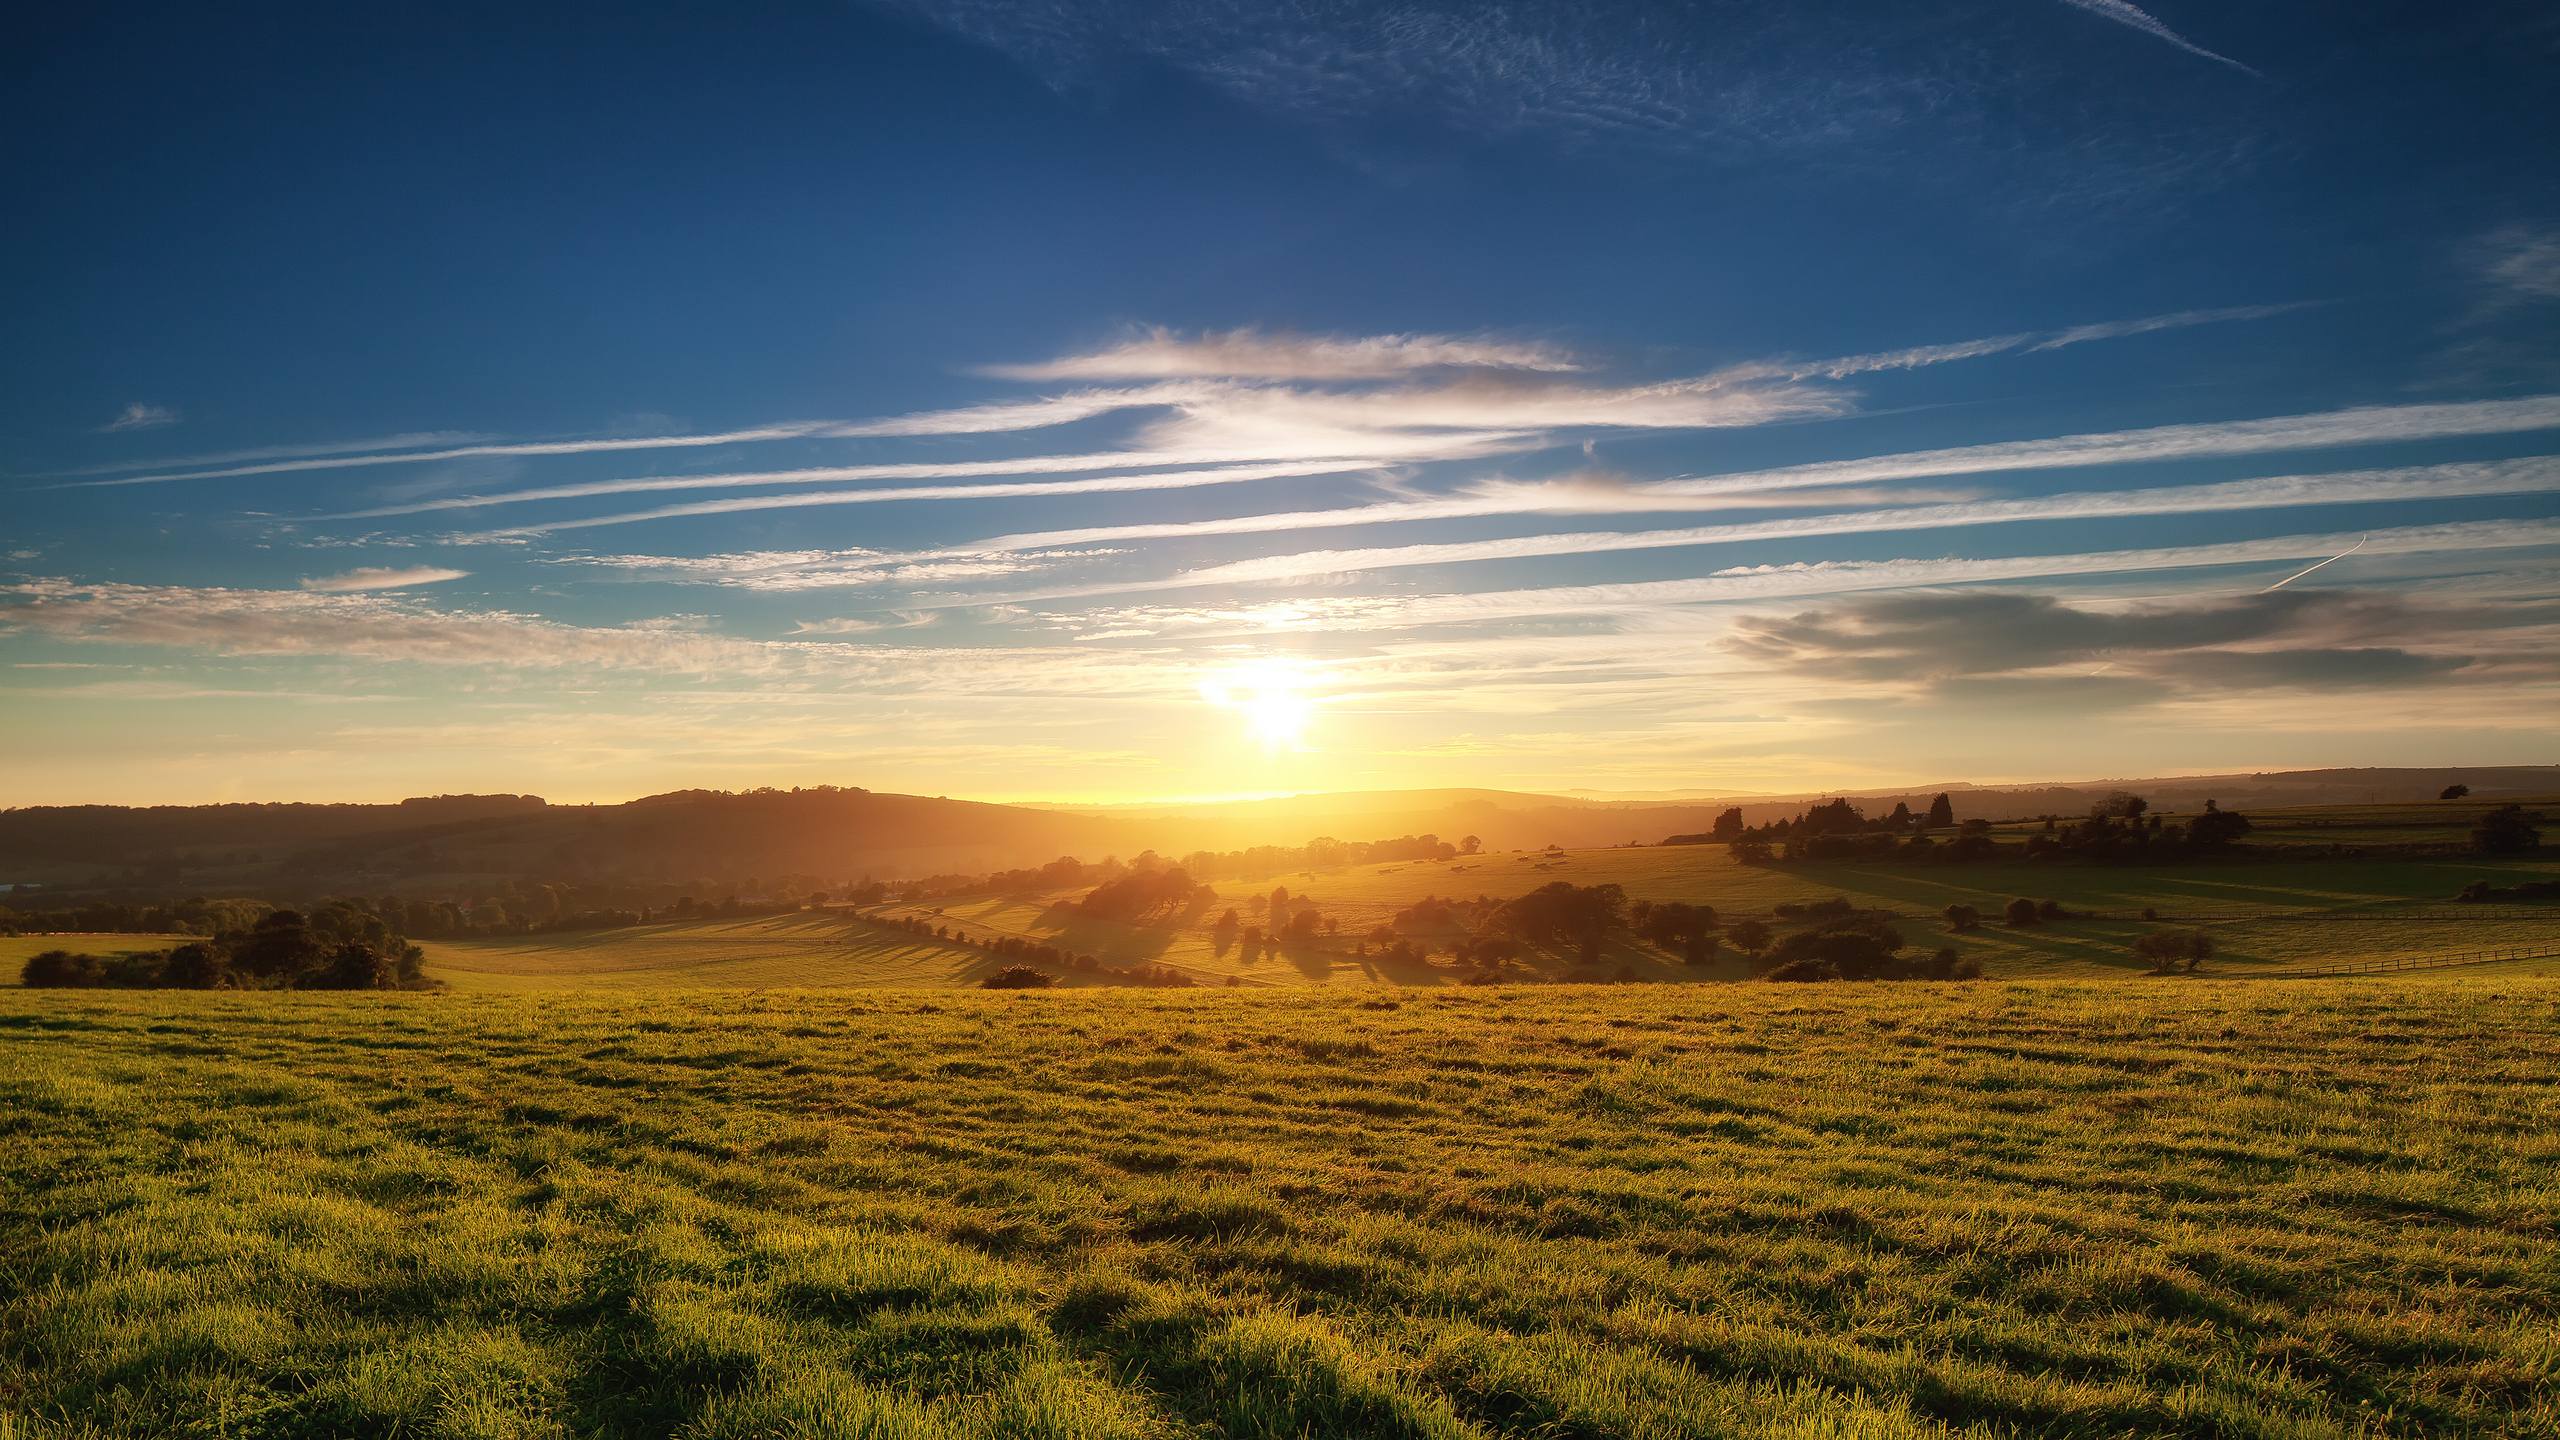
2132,929,2214,974
1926,792,1955,829
1711,807,1745,841
2474,805,2543,855
2440,783,2470,800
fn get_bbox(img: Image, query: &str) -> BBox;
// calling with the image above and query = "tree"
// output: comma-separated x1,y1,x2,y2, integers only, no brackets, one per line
161,942,233,989
2131,929,2214,974
1926,792,1955,829
1766,918,1907,979
2003,897,2040,927
2440,783,2470,800
1711,807,1745,841
1459,835,1481,855
981,965,1055,989
2091,791,2148,820
1727,918,1772,957
2188,799,2252,848
1942,903,1981,933
2473,805,2544,855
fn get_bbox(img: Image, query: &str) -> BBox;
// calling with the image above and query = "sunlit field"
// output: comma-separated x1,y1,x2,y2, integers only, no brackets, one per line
4,980,2555,1439
0,935,198,975
399,834,2560,991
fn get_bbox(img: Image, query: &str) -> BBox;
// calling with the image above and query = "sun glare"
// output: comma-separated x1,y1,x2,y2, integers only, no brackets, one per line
1200,661,1316,751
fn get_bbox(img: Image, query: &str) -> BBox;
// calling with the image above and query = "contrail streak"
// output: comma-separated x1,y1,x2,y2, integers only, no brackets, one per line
2260,535,2368,592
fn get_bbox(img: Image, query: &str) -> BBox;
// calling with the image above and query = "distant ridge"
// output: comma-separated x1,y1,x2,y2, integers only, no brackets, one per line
4,767,2550,900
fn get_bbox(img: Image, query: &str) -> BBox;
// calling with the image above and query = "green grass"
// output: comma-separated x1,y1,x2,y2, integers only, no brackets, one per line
392,840,2560,990
3,980,2556,1438
418,913,992,994
0,934,198,976
873,842,2560,986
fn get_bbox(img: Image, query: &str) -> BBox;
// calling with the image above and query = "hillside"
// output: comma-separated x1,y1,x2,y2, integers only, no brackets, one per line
380,799,2560,991
6,768,2553,903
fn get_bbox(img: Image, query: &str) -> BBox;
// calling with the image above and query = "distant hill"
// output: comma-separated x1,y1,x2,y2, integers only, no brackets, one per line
4,766,2550,901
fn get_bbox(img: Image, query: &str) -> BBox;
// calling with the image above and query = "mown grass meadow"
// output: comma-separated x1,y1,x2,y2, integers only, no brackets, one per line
4,979,2555,1438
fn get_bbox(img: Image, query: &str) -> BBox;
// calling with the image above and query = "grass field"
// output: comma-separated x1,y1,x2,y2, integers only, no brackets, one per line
389,838,2560,991
3,980,2555,1438
0,935,197,975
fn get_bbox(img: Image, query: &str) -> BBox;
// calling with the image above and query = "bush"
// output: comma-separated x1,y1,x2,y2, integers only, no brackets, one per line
2131,929,2214,975
21,950,106,987
2003,897,2040,927
1763,958,1838,982
981,965,1056,989
2473,805,2543,856
1942,904,1981,933
1766,918,1906,979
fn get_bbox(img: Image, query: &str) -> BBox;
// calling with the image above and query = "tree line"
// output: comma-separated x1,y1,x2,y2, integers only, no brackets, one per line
20,906,430,991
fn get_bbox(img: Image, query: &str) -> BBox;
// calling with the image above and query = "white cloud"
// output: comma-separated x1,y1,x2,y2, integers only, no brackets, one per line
299,566,472,592
2469,222,2560,306
99,402,179,433
1646,396,2560,497
559,546,1117,591
790,613,940,635
972,456,2560,600
71,420,852,488
1073,519,2560,635
49,431,492,478
464,460,1392,537
980,328,1581,381
330,453,1400,521
2052,1,2258,76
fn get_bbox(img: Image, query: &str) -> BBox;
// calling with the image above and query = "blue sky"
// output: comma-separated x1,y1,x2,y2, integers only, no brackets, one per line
4,1,2557,803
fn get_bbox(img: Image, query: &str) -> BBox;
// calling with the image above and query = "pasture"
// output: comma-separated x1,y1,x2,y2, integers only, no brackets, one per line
12,832,2555,994
399,838,2560,991
3,979,2554,1438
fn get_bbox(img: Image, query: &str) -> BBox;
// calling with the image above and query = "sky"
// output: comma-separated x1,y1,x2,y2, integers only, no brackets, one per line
4,1,2558,806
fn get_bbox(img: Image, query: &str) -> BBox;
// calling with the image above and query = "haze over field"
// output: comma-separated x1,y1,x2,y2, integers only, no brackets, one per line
6,3,2558,807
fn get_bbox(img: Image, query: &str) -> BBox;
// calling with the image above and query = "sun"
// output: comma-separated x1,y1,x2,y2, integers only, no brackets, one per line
1200,661,1317,751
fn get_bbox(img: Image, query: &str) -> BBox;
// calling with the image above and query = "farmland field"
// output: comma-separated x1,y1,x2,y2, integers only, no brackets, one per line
3,980,2556,1438
396,837,2560,991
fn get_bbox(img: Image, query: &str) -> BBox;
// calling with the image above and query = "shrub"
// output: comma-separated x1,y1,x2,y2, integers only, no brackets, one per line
2036,899,2065,922
1762,958,1838,982
1942,904,1981,933
981,965,1056,989
2473,804,2543,856
2003,898,2040,927
21,950,106,988
2131,929,2215,975
1766,918,1906,979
